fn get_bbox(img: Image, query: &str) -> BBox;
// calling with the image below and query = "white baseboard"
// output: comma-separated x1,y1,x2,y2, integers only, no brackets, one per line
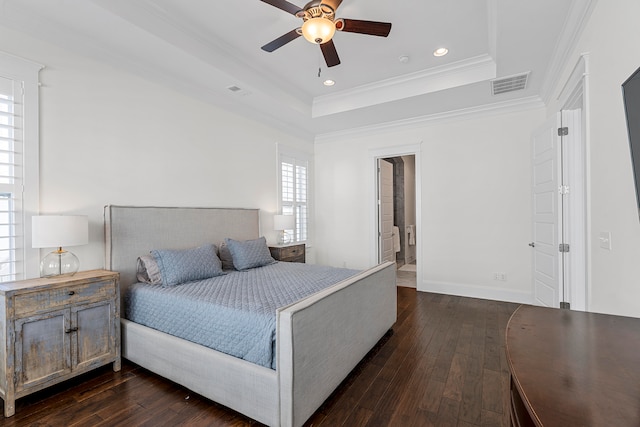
419,280,534,305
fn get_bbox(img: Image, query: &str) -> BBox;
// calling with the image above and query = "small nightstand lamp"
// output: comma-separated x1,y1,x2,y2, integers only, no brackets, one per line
32,215,89,277
274,214,295,245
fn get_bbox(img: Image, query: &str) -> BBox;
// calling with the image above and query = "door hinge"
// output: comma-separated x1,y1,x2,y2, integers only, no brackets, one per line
558,185,570,195
13,371,18,386
558,127,569,136
559,243,570,253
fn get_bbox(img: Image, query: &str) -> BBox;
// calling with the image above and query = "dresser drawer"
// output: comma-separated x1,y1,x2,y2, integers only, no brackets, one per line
270,244,305,263
279,245,304,259
13,279,116,316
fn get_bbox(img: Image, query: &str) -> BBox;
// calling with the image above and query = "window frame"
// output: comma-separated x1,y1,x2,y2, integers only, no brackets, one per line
0,51,42,280
277,145,312,246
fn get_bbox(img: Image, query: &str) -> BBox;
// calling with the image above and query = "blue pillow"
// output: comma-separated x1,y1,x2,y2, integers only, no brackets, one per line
218,241,236,271
151,244,223,286
225,237,275,271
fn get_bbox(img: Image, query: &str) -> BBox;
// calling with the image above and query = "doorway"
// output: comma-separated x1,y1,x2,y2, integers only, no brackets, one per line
377,155,417,288
531,55,588,310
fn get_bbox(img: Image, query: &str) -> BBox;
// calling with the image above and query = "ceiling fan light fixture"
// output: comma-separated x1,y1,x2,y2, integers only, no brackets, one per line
301,17,335,44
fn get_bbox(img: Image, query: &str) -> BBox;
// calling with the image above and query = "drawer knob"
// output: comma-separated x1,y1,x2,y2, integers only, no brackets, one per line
68,291,75,296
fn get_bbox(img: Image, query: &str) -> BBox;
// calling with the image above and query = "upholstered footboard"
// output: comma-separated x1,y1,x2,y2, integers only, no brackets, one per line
121,261,396,427
121,319,280,426
277,261,397,427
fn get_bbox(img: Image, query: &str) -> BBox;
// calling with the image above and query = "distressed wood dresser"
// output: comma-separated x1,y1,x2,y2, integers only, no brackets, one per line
0,269,120,417
269,243,306,263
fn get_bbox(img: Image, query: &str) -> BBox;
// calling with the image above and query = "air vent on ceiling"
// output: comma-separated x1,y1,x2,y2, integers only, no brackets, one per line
491,72,530,95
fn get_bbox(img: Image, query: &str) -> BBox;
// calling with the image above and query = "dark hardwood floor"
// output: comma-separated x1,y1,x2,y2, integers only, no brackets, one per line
1,288,520,427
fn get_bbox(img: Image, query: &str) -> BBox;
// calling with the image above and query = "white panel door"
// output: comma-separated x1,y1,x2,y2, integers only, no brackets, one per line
560,108,586,310
378,159,395,263
531,113,562,307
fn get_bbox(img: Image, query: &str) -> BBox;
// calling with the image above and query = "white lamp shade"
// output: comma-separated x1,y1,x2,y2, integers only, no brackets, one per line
274,214,295,231
32,215,89,248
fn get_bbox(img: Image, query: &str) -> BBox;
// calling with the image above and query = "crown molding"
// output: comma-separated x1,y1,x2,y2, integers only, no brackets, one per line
540,0,598,104
314,95,544,144
312,54,497,118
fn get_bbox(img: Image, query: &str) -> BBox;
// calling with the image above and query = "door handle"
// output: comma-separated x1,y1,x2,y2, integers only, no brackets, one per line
528,242,535,247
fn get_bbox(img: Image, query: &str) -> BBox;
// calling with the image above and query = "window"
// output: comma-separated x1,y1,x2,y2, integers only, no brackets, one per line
0,76,23,281
279,149,310,244
0,52,42,281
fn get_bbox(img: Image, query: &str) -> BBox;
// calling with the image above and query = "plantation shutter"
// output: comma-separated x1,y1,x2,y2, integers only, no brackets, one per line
280,153,309,243
0,75,24,281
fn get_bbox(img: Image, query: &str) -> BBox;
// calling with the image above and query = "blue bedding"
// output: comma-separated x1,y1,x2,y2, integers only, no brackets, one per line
125,262,359,369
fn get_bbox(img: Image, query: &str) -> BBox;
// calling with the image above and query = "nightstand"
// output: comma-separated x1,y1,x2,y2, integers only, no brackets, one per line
0,270,120,417
269,243,306,263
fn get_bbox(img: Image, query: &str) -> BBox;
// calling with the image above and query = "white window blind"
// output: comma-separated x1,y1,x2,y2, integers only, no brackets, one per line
0,76,24,281
280,152,309,243
0,52,42,281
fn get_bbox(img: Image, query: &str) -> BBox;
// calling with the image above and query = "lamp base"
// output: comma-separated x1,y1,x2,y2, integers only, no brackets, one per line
40,249,80,277
278,231,292,245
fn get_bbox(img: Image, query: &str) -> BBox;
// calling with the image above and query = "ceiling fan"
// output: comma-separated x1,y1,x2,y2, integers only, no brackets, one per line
260,0,392,67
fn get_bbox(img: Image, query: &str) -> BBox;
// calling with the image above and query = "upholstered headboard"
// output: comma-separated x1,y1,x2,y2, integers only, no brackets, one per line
104,205,260,300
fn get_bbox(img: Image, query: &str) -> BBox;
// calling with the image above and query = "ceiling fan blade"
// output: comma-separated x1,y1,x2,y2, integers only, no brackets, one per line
261,29,301,52
320,40,341,67
260,0,302,16
322,0,343,12
337,19,392,37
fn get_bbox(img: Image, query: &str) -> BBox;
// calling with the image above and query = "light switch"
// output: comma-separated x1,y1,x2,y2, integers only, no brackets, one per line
599,232,611,250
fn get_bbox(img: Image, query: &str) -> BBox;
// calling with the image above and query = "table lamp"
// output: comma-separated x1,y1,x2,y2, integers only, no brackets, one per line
32,215,89,277
273,214,295,245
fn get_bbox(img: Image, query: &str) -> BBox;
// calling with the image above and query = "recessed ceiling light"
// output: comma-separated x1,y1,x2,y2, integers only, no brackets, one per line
433,47,449,57
323,79,335,86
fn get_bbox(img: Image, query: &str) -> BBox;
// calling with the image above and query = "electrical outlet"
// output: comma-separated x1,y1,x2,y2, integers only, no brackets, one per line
499,272,507,281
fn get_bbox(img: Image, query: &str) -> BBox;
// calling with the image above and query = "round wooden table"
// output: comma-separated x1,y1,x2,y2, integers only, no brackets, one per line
506,305,640,426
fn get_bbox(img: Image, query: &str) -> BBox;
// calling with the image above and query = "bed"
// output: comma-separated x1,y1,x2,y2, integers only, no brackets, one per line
104,205,397,427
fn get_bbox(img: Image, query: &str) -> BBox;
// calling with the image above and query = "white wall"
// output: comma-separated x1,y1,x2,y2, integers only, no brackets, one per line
315,108,545,303
0,27,313,275
548,0,640,317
